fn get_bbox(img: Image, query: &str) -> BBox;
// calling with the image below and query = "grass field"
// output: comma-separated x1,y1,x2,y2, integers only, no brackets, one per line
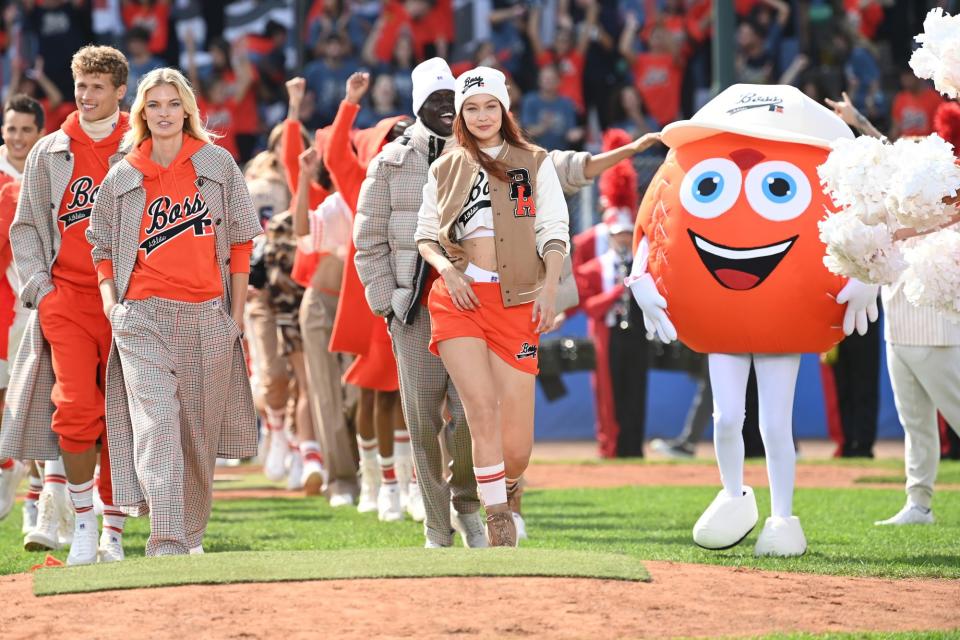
2,461,958,580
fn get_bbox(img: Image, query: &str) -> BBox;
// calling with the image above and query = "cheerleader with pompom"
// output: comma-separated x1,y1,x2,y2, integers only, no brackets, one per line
825,87,960,526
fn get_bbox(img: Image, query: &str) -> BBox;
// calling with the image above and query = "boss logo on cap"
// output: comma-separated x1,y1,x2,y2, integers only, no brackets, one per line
726,92,785,115
463,76,485,92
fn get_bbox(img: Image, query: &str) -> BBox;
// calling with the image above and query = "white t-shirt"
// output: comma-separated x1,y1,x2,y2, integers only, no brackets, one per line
457,148,497,240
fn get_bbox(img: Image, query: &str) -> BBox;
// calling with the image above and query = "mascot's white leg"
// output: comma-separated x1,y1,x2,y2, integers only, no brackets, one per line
692,353,759,549
753,353,807,557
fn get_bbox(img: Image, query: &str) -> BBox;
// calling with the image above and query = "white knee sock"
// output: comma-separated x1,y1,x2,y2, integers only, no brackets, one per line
474,462,507,507
754,354,801,518
708,354,752,499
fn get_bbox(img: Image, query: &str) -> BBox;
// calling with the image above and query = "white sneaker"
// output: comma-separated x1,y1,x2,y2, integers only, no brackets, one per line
406,482,425,522
264,430,289,482
58,496,75,547
875,501,934,526
300,459,324,496
0,460,27,520
357,464,380,514
24,489,62,551
66,516,99,565
287,452,304,491
98,530,125,563
329,492,355,508
189,545,204,555
424,539,447,548
21,500,38,534
512,512,528,542
451,508,489,548
693,486,759,550
396,456,413,507
754,515,807,557
377,483,403,522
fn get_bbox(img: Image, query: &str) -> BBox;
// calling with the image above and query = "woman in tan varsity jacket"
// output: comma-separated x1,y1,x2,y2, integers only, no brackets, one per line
415,67,569,546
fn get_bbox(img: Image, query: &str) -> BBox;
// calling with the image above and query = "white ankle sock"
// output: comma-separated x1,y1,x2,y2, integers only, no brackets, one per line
358,437,378,467
300,440,323,465
378,455,397,484
103,508,126,537
475,462,507,507
266,407,285,430
393,429,411,459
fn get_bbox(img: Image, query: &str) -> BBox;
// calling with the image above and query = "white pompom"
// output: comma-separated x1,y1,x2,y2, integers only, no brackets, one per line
909,8,960,99
818,209,905,285
901,230,960,322
886,135,960,231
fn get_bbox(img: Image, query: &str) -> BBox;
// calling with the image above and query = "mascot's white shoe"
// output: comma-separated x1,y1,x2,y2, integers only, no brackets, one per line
754,516,807,557
692,486,759,550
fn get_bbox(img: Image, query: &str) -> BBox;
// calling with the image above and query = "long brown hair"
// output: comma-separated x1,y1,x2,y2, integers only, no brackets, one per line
453,104,535,182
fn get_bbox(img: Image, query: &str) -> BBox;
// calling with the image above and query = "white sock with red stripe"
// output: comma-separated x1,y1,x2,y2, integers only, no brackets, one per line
103,508,126,537
68,478,96,520
0,458,13,471
393,429,411,459
26,474,42,507
265,407,285,431
475,462,507,507
358,437,377,467
44,457,67,490
299,441,323,465
378,455,397,484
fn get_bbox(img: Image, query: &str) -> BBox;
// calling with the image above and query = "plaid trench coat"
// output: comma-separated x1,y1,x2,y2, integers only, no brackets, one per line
86,142,262,512
0,129,127,462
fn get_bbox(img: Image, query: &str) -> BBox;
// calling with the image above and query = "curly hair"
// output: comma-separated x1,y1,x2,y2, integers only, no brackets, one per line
71,45,129,88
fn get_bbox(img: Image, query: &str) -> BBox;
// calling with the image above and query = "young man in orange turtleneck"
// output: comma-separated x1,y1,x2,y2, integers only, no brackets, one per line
0,46,130,565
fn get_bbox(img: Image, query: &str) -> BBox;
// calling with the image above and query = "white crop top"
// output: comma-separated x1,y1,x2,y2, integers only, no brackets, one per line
457,145,500,241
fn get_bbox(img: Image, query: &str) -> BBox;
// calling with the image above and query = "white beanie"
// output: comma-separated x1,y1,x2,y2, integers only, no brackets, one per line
455,66,510,115
411,57,455,116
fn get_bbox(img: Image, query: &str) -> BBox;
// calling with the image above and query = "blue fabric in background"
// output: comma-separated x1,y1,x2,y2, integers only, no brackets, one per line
534,313,903,442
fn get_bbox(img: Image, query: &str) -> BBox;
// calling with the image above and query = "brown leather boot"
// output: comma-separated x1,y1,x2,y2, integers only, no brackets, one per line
485,510,517,547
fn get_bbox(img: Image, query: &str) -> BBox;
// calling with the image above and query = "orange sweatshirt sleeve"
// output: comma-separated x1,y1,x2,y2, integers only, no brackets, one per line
279,118,327,208
230,241,253,274
324,100,365,211
96,260,114,284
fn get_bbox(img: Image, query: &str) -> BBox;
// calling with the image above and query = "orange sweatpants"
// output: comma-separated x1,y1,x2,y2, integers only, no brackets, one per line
38,283,114,505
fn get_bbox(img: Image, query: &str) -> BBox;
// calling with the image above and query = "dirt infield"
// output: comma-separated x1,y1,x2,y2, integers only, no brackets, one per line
2,560,957,639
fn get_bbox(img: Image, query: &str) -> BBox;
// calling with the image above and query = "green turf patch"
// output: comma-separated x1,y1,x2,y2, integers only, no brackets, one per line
31,547,649,596
4,460,959,580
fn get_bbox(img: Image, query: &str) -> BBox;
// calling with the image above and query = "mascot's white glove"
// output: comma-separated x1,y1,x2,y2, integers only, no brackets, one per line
836,278,880,336
626,237,678,343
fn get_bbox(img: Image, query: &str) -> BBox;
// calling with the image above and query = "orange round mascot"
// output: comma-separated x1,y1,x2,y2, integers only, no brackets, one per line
628,84,879,556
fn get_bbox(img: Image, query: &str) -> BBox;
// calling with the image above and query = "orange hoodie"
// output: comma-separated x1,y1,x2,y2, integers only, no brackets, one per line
52,111,129,290
98,135,252,302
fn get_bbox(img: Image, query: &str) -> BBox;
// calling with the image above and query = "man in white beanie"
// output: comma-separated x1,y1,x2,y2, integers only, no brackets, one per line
354,57,487,549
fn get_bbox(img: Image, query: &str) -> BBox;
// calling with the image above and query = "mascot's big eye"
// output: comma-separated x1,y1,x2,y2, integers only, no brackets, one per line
744,161,812,221
680,158,742,219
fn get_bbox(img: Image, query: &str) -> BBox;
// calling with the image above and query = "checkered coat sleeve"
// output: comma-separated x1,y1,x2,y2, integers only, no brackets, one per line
353,155,397,317
87,142,262,512
0,131,84,461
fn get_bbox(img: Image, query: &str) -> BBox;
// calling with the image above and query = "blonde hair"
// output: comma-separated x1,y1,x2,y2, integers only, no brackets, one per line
123,67,217,149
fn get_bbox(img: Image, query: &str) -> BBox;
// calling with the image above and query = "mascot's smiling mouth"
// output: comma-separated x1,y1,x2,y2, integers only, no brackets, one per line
688,229,798,291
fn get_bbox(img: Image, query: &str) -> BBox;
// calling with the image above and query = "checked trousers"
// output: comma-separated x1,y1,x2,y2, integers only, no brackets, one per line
112,296,239,555
389,308,479,547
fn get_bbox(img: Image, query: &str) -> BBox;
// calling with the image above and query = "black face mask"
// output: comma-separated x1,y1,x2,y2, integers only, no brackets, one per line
417,90,455,137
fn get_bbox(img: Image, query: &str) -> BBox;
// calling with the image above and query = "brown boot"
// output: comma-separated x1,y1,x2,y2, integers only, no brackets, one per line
485,510,517,547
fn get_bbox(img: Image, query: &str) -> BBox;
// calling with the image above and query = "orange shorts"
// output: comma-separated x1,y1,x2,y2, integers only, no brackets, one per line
428,278,540,375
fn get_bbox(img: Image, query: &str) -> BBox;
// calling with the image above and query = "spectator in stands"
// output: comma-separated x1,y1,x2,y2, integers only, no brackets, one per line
833,25,886,127
489,1,531,80
124,27,164,99
364,30,415,114
121,0,170,57
520,65,583,151
205,37,261,162
22,0,91,97
304,32,356,125
890,70,944,140
607,85,657,140
620,12,683,128
6,57,71,134
186,32,248,161
355,74,406,129
526,1,596,118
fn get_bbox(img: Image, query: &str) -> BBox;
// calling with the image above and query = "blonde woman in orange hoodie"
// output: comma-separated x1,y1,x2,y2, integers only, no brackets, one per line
87,67,262,556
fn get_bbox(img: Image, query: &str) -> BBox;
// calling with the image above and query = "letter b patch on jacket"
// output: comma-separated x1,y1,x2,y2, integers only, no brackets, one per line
507,168,536,218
